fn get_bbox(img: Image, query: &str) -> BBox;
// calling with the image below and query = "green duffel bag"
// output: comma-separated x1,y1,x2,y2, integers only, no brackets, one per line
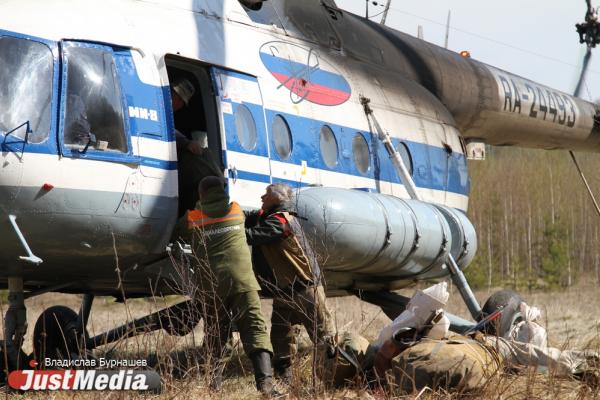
392,334,501,393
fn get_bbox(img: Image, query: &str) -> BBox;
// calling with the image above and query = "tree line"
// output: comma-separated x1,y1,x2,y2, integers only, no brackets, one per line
464,146,600,290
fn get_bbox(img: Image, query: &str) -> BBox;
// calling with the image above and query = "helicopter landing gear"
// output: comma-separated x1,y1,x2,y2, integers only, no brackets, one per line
1,277,32,382
481,290,524,337
32,305,90,362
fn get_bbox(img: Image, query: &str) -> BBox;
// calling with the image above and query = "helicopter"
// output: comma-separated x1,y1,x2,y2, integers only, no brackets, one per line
0,0,598,376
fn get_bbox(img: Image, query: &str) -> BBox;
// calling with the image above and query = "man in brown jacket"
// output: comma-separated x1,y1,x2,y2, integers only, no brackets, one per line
245,183,336,380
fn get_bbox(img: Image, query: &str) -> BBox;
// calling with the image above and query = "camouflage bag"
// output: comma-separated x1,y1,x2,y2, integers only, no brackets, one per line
392,333,501,393
321,331,377,387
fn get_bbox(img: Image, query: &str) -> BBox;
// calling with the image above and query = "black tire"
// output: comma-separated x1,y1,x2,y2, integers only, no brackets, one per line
481,290,524,337
33,306,87,362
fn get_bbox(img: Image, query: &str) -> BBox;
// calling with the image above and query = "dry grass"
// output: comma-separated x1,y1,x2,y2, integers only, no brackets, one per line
2,278,599,399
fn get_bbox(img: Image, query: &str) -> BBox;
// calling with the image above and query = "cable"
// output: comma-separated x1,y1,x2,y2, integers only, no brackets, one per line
379,4,600,221
367,9,386,19
384,7,600,77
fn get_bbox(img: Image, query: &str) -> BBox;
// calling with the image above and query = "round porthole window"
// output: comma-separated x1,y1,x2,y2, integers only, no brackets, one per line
396,141,413,175
234,104,257,151
272,114,292,160
352,133,370,174
319,125,338,168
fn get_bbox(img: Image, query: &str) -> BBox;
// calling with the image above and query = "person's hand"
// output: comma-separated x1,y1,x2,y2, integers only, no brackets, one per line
373,339,402,378
187,141,205,155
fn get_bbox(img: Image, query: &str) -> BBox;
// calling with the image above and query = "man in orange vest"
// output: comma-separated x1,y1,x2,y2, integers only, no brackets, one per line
178,176,278,395
244,183,336,381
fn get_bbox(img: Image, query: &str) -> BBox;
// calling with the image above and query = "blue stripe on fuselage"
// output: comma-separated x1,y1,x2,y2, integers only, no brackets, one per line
14,121,468,194
140,157,177,170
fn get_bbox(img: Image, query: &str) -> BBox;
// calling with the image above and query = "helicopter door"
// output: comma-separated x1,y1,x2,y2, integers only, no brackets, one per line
115,49,176,220
59,41,140,216
210,68,271,208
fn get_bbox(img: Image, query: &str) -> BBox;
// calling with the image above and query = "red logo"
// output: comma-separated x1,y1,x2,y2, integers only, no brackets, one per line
8,369,160,391
260,41,352,106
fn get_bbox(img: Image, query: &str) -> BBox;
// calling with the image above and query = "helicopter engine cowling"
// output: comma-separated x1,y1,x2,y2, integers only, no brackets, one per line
295,187,477,282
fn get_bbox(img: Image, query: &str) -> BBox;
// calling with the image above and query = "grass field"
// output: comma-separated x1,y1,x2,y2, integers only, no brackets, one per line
2,278,600,399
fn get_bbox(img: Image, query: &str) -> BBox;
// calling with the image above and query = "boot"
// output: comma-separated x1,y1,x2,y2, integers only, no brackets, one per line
273,359,293,385
250,350,284,397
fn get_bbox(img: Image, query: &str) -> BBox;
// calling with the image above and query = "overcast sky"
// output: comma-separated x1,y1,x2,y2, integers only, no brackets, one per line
335,0,600,101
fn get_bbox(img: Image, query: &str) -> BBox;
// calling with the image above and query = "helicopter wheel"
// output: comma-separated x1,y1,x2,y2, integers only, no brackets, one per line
481,290,524,337
33,306,89,362
0,342,31,386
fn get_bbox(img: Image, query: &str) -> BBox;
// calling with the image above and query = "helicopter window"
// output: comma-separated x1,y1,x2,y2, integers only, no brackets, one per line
0,37,53,143
63,46,127,153
396,141,413,176
319,125,338,168
352,133,370,174
234,104,257,151
272,114,292,160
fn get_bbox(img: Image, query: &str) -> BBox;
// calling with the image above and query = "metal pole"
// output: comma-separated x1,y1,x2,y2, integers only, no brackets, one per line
380,0,392,25
77,294,94,332
86,300,200,349
444,10,451,48
570,151,600,219
568,40,600,223
360,95,482,321
446,252,481,319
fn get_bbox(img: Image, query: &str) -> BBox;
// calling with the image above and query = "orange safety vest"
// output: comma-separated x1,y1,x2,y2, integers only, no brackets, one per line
187,202,244,229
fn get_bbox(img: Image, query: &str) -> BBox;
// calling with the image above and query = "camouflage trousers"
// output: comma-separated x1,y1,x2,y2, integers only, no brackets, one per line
270,285,335,371
200,290,273,361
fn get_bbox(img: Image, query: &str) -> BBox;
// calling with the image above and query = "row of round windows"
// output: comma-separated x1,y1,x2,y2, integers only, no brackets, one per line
234,104,412,175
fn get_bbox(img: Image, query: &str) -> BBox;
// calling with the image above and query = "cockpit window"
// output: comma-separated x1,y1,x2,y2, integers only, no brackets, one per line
0,37,53,143
63,45,127,153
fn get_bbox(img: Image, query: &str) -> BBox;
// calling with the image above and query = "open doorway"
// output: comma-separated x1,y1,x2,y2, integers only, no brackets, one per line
165,56,223,216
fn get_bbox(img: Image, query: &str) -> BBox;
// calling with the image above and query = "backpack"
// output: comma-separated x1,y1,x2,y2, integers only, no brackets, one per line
392,333,501,393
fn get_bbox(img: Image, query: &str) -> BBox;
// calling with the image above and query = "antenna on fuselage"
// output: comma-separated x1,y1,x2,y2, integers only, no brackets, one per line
444,10,451,48
380,0,392,25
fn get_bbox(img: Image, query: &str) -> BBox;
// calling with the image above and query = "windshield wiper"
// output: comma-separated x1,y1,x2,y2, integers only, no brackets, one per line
2,121,31,160
77,132,97,155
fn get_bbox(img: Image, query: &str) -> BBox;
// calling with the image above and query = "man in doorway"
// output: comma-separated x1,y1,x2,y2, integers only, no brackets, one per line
244,183,336,381
171,77,222,214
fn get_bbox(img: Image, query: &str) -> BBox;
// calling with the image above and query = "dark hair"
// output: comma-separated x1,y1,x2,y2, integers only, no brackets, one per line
198,176,225,197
